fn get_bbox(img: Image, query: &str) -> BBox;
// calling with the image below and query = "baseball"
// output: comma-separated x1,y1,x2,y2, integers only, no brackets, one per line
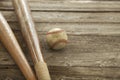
46,28,68,50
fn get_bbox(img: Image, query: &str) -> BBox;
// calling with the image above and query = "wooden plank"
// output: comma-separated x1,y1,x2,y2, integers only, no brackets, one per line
1,11,120,23
0,67,120,80
5,0,120,1
9,22,120,35
0,1,120,11
1,31,120,67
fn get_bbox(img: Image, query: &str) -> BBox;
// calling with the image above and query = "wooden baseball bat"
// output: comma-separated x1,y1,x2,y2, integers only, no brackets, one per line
0,12,36,80
12,0,51,80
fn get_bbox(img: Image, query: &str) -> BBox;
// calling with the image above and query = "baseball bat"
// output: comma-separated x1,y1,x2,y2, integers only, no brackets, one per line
12,0,51,80
0,12,36,80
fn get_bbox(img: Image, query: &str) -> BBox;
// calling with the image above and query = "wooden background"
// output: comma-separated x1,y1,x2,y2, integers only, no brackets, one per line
0,0,120,80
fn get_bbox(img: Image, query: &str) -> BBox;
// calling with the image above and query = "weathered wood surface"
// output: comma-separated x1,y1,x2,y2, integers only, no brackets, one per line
1,0,120,11
0,0,120,80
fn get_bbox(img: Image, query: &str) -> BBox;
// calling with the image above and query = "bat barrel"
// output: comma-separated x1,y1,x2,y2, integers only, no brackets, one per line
0,13,36,80
12,0,51,80
12,0,44,64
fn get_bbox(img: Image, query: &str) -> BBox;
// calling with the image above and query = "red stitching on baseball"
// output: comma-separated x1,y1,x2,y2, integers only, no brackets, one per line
52,39,68,49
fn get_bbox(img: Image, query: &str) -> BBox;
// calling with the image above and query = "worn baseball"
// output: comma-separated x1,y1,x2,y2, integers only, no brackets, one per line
46,28,68,50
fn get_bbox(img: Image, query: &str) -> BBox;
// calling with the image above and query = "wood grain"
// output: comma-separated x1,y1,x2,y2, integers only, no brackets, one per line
0,67,120,80
0,0,120,11
8,22,120,35
1,11,120,23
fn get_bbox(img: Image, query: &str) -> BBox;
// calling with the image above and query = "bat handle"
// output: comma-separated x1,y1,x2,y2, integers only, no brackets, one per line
35,62,51,80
